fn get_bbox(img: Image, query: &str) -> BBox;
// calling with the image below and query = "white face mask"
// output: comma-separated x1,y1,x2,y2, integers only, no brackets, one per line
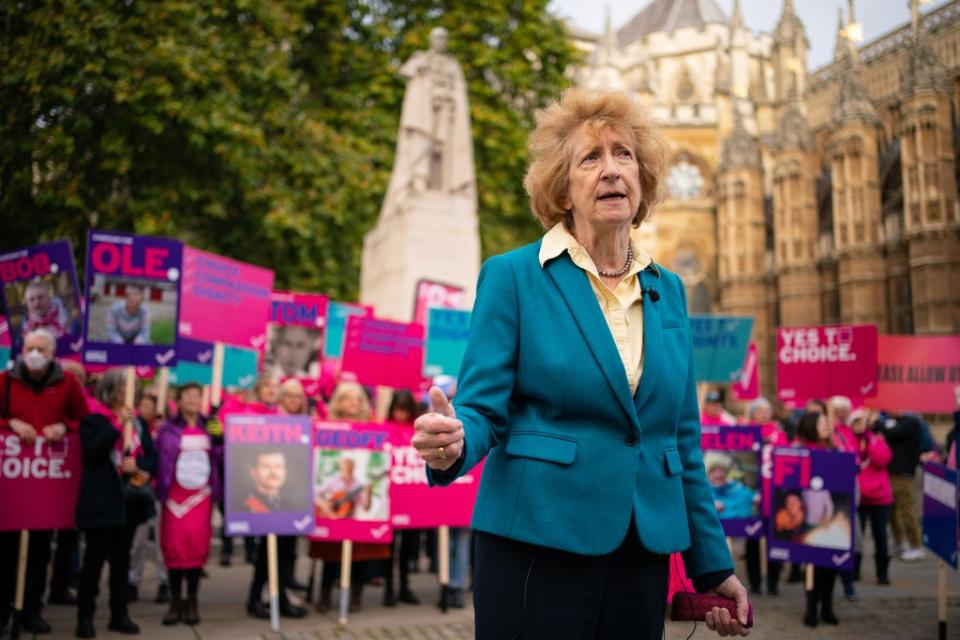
23,349,51,372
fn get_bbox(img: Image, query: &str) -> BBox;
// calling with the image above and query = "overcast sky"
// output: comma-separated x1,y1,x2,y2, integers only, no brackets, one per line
550,0,949,70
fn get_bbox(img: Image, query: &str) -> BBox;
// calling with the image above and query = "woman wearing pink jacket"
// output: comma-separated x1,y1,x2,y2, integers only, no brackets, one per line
849,409,893,585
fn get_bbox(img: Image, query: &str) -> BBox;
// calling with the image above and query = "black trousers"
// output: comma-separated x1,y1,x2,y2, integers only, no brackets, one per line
78,526,137,619
248,536,296,606
50,528,79,594
473,528,668,640
858,504,891,561
745,537,782,592
384,529,420,595
0,530,53,617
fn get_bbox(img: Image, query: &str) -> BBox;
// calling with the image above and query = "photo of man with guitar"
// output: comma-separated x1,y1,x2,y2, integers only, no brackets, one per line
314,452,389,521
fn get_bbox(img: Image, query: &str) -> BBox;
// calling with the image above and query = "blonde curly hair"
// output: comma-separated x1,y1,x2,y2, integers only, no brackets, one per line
523,88,667,229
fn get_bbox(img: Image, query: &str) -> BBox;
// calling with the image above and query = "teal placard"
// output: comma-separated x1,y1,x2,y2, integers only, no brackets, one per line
0,347,9,368
223,345,258,389
423,308,471,379
689,315,754,383
169,361,213,386
323,302,368,359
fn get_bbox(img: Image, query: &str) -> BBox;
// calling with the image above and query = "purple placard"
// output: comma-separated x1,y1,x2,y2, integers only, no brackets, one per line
0,240,84,357
82,231,182,367
701,426,764,538
922,462,959,569
768,448,856,570
224,414,314,536
177,336,215,365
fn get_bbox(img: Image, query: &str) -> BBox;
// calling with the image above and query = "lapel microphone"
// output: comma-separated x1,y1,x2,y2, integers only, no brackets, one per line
641,286,660,302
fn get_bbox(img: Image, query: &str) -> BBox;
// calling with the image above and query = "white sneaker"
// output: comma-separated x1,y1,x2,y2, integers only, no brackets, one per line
901,548,926,561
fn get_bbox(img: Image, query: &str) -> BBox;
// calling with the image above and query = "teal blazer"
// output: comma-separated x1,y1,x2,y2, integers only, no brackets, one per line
429,240,733,579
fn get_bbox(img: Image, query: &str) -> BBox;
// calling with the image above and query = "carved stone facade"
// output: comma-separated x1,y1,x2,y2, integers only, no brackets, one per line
572,0,960,396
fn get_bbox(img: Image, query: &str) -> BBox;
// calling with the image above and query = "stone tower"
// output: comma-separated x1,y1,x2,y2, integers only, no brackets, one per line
828,8,887,329
773,93,821,328
900,0,960,334
771,0,808,104
717,106,774,394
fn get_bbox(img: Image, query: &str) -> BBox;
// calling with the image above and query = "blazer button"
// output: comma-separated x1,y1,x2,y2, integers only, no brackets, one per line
625,434,638,447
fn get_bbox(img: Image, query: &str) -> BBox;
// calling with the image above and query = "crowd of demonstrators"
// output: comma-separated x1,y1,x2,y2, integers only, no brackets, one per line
0,329,89,635
155,383,220,626
76,368,157,638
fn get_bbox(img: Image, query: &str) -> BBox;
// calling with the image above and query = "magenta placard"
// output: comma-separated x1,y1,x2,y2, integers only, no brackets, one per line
340,316,426,391
263,291,328,381
388,424,482,528
0,432,81,531
0,315,10,348
178,246,274,349
776,325,878,404
311,421,393,543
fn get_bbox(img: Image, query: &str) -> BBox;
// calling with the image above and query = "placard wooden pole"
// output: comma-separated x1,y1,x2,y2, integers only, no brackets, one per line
201,385,211,416
938,560,947,640
123,366,137,449
726,536,733,558
211,342,226,409
804,563,814,591
10,530,28,639
759,536,768,583
155,367,170,418
438,525,450,613
338,540,353,625
267,533,280,632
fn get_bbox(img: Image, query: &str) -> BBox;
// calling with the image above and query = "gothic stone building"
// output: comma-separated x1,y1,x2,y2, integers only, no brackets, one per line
571,0,960,396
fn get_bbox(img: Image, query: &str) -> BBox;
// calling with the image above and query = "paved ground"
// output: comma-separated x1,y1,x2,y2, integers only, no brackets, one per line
22,536,960,640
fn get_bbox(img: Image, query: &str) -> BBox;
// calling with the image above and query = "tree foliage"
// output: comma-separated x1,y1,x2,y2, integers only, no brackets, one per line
0,0,578,299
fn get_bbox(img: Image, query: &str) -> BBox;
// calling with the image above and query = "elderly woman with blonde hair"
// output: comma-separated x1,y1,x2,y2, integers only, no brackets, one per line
413,89,749,638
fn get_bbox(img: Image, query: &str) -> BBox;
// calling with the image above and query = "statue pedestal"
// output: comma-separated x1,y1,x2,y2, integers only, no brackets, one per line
360,192,480,322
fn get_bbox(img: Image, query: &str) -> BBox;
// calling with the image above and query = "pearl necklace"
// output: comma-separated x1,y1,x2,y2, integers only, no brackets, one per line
597,243,633,278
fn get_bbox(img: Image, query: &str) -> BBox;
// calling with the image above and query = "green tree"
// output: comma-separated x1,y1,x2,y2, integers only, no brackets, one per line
0,0,578,300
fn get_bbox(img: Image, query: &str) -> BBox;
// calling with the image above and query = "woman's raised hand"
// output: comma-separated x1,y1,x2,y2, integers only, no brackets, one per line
412,386,465,471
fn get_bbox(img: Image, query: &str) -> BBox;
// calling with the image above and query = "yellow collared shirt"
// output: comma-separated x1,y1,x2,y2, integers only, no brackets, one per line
538,223,652,395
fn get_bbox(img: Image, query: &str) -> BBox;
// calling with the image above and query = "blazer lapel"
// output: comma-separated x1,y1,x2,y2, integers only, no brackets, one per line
633,268,662,412
544,254,640,431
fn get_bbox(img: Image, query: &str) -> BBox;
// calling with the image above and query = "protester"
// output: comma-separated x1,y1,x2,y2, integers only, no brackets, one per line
128,391,168,605
48,360,90,608
245,374,306,620
701,389,735,426
827,396,857,599
383,390,422,607
75,368,157,638
106,285,151,345
795,412,839,627
880,410,926,561
155,383,220,626
313,382,390,614
850,409,893,585
0,329,89,635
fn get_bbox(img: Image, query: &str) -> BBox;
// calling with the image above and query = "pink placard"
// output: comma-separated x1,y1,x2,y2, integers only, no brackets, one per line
311,421,394,543
732,342,759,401
178,246,274,349
340,316,426,391
865,335,960,414
263,291,328,384
388,424,482,528
0,432,81,531
413,279,465,327
776,325,878,403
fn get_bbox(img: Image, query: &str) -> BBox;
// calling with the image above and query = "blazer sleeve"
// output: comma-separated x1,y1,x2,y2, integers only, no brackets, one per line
427,255,519,487
673,275,734,579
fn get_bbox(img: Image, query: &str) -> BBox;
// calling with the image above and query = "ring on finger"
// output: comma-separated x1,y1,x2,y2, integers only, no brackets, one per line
438,446,447,460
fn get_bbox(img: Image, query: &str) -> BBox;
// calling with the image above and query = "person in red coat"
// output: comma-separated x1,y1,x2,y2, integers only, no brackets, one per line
850,409,893,585
0,329,88,635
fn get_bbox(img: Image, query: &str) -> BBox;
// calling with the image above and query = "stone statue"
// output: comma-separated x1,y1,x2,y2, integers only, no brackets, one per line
361,27,480,322
380,27,475,218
